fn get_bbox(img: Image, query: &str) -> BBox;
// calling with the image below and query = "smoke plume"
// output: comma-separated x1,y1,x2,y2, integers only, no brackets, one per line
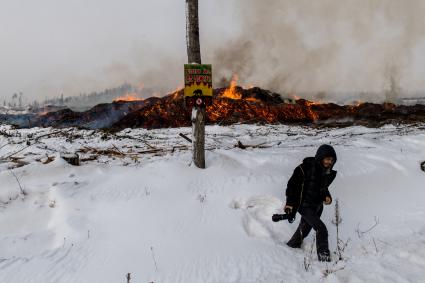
210,0,425,102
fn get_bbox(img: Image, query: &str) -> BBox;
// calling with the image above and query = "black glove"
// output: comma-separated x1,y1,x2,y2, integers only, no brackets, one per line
285,207,296,223
284,207,292,215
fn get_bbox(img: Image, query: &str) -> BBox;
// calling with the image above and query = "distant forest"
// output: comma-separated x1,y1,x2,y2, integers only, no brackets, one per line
2,83,145,112
47,84,142,111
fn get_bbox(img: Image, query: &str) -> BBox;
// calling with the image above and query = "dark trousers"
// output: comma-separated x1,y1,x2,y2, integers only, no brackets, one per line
287,204,329,254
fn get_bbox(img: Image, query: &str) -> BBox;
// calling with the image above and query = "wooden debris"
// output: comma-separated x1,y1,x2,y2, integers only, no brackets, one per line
114,134,157,149
43,156,55,164
8,157,29,169
0,130,13,138
80,155,99,162
235,141,247,149
60,152,80,166
179,133,193,143
234,140,271,149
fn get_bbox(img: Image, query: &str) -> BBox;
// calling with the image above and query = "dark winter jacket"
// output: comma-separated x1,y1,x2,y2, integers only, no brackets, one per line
285,145,337,213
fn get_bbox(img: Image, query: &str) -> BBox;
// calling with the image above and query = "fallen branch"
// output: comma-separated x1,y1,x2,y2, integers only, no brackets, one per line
112,144,125,156
43,156,55,164
60,152,80,166
2,144,32,160
0,130,14,138
179,133,193,143
9,168,26,195
0,142,10,150
114,134,157,149
80,155,99,162
150,246,159,272
32,130,66,140
1,129,73,160
356,216,379,238
78,146,126,157
234,140,271,149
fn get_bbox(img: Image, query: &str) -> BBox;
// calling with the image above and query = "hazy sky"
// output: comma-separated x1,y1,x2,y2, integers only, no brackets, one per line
2,0,425,104
0,0,240,102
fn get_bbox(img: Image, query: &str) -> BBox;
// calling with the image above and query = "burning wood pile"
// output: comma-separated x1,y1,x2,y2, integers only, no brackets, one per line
1,85,425,130
0,98,159,129
112,87,425,129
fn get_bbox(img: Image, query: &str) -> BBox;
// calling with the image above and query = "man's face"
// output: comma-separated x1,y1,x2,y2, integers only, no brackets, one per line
322,157,334,168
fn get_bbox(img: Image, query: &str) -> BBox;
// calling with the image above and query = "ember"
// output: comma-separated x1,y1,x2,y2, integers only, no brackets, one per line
113,94,143,102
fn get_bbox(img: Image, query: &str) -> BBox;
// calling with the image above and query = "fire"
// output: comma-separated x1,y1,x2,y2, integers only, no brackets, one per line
113,94,143,102
289,93,301,101
305,100,322,106
352,100,364,107
172,85,184,93
221,74,242,100
171,85,184,99
246,97,261,102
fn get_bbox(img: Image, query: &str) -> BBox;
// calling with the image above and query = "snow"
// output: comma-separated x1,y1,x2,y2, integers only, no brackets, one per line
0,123,425,282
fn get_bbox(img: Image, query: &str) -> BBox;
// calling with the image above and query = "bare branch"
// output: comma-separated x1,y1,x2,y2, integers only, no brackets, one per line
9,168,26,195
356,216,379,238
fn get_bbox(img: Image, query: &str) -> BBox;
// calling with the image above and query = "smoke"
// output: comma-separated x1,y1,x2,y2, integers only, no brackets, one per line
6,0,425,105
210,0,425,102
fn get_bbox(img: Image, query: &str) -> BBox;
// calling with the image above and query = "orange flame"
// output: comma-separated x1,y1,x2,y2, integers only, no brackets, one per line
352,100,364,107
305,100,322,106
171,85,184,99
289,93,301,101
221,74,242,100
113,94,143,102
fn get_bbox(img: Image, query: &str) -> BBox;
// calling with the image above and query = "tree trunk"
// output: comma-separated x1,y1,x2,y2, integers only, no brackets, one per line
186,0,205,169
192,107,205,168
186,0,201,64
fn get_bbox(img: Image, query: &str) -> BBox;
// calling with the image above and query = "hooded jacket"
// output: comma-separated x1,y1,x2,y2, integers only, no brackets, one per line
285,145,337,213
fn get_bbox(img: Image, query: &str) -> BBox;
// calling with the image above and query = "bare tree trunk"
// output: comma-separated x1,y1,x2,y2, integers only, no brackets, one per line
191,107,205,168
186,0,205,169
186,0,201,64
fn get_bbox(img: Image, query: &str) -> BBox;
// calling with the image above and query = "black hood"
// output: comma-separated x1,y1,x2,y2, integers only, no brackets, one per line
315,144,337,167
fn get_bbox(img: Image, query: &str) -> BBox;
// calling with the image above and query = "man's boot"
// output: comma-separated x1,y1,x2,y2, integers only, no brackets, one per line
286,239,302,248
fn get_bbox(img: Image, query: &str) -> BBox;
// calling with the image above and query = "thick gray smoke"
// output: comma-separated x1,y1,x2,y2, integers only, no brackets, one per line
210,0,425,102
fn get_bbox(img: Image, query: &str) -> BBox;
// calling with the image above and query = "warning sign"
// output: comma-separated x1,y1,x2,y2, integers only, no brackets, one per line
184,64,212,107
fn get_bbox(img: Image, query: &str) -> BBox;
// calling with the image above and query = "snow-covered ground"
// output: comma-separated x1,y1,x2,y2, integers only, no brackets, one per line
0,124,425,283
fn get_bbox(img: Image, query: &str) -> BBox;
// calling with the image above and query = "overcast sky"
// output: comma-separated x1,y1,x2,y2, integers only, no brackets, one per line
2,1,425,104
0,0,240,102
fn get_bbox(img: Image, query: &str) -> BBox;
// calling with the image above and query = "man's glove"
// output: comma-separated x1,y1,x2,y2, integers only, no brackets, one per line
285,205,296,223
284,206,293,215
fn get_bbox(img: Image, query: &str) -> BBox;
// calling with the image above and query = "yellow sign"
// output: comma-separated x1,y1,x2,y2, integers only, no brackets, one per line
184,64,212,107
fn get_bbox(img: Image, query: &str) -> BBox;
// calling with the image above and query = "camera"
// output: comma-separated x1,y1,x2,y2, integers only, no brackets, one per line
272,208,295,223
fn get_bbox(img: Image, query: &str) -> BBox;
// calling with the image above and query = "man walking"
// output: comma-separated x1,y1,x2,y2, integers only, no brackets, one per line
284,144,337,262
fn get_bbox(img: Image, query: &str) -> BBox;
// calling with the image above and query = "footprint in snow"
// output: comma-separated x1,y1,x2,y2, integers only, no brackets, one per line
231,195,293,245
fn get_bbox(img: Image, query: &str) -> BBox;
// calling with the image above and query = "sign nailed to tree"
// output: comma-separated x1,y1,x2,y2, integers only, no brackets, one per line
184,64,213,107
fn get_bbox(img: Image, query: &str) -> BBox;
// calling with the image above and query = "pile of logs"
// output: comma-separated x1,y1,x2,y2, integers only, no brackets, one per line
1,87,425,130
